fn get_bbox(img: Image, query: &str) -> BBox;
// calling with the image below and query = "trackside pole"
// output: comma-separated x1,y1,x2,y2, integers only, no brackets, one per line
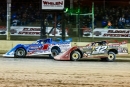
92,2,95,42
40,11,47,39
62,13,65,41
6,0,11,40
78,0,80,42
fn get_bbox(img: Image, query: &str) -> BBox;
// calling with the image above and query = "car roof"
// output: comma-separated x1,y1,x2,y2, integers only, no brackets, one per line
94,41,107,43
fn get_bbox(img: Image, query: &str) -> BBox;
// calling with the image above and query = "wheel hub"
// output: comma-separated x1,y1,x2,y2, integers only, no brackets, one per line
108,54,114,59
72,53,78,59
17,50,24,56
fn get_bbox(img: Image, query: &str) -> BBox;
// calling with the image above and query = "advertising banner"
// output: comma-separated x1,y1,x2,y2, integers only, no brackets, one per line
1,27,130,38
83,28,130,38
42,0,64,10
0,26,6,34
0,26,68,37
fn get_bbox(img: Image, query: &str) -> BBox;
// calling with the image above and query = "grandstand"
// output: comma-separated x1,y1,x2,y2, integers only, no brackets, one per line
0,0,130,29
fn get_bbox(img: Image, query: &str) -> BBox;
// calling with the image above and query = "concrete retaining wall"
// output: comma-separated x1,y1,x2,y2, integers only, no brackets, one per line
0,40,33,54
0,40,130,54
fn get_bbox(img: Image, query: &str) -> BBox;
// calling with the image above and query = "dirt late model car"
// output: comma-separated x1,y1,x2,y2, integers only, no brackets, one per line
54,40,128,62
3,38,72,58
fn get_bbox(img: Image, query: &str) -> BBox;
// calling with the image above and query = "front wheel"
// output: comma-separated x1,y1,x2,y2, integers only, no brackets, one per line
14,48,26,58
49,49,59,58
70,51,81,61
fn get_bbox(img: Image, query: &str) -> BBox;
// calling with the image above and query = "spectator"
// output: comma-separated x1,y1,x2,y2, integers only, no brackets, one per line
11,18,20,26
125,17,130,26
21,18,27,26
104,20,113,29
57,22,61,29
113,20,119,29
0,0,130,29
119,15,125,28
101,18,107,28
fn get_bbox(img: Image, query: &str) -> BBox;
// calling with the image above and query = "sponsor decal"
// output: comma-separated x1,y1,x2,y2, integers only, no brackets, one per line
17,27,40,35
0,26,6,34
0,26,68,36
43,1,63,6
103,30,130,37
94,31,101,36
42,0,64,10
0,26,6,30
2,27,130,38
83,28,130,38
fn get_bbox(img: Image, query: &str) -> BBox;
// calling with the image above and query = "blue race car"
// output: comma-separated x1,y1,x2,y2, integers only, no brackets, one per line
3,38,72,58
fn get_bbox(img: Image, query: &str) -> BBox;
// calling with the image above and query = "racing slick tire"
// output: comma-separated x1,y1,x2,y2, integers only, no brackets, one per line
101,52,116,62
49,49,59,59
107,52,116,62
14,48,26,58
70,51,81,61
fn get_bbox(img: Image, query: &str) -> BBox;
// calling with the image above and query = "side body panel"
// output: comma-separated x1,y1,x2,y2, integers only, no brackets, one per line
3,39,72,57
54,40,128,61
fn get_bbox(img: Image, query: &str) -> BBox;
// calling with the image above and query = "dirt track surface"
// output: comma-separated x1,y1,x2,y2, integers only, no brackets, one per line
0,57,130,87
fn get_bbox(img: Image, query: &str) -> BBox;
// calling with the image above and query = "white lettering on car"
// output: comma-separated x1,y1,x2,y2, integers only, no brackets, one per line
92,46,107,54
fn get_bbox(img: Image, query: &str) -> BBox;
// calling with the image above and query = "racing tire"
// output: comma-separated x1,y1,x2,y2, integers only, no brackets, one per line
101,52,116,62
70,51,81,61
14,48,26,58
49,49,59,59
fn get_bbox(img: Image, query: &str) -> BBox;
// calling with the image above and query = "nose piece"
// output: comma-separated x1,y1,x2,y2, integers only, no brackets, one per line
54,55,61,60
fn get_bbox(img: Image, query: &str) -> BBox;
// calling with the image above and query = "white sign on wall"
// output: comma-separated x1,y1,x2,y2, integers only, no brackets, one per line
83,28,130,38
42,0,64,10
0,26,69,37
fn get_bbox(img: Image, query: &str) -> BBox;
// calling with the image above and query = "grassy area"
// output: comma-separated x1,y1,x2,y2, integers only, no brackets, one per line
0,35,130,42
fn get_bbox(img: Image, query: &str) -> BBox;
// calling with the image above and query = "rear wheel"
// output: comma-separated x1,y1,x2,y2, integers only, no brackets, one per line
107,52,116,62
49,49,59,58
14,48,26,58
70,51,81,61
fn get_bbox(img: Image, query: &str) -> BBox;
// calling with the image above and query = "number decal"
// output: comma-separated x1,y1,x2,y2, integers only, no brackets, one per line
42,44,49,50
93,46,107,54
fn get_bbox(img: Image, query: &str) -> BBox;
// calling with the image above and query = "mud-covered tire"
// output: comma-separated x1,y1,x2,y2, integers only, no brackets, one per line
106,52,116,62
49,49,59,58
14,48,26,58
70,51,81,61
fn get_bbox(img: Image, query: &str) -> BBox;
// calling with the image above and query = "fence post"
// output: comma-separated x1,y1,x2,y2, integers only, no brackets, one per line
6,0,11,40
